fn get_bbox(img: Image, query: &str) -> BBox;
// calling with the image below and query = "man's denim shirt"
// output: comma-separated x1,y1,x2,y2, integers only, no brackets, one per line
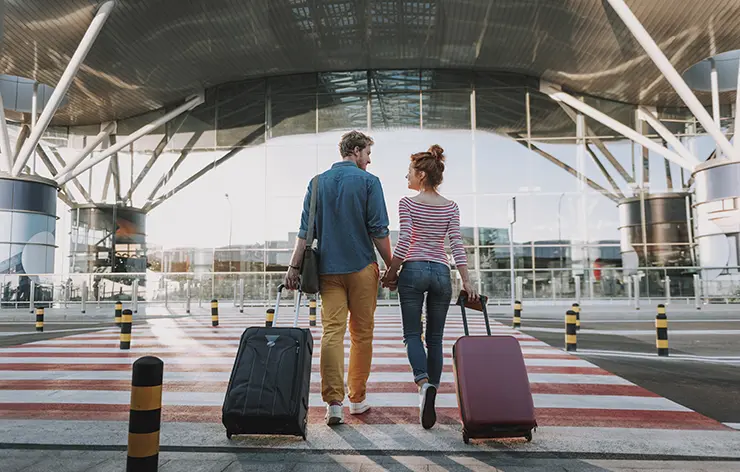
298,161,390,275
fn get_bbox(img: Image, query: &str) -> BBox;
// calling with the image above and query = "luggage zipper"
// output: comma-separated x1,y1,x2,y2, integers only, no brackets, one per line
288,338,301,416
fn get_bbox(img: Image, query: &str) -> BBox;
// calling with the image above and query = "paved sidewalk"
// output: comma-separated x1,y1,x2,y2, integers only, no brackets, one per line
4,449,740,472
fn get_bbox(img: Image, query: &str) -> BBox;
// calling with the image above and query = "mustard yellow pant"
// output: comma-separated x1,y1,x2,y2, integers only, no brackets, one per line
319,262,378,404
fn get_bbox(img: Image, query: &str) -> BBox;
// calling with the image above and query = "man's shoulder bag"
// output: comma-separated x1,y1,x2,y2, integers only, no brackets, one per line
300,176,320,294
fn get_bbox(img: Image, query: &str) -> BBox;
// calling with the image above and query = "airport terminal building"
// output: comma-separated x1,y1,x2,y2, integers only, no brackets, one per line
2,0,740,304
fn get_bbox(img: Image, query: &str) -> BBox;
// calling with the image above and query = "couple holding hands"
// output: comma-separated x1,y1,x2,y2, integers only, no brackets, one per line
284,130,478,430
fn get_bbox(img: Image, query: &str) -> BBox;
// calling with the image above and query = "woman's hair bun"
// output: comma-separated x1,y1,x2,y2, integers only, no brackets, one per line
428,144,445,162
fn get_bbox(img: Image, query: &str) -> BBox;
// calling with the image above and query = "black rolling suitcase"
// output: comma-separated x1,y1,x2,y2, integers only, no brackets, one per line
222,284,313,440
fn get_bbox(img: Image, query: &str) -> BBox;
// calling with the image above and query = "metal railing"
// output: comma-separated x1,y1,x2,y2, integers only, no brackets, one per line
2,266,740,309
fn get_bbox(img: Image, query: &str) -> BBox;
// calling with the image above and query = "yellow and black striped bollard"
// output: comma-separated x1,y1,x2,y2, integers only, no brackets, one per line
35,306,44,332
265,308,275,327
656,304,669,357
120,309,133,350
127,356,163,472
115,300,123,326
572,303,581,332
565,310,577,352
211,299,219,327
309,298,317,326
513,300,522,329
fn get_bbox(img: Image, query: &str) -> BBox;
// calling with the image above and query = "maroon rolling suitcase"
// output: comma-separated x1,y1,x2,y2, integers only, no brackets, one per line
452,291,537,444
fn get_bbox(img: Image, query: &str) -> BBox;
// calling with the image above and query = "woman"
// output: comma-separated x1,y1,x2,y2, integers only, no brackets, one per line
382,144,478,430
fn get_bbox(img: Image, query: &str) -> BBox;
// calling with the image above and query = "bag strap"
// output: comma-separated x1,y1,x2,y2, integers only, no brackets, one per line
306,176,318,244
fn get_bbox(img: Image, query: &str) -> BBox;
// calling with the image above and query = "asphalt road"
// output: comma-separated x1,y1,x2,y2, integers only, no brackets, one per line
0,322,145,348
519,320,740,427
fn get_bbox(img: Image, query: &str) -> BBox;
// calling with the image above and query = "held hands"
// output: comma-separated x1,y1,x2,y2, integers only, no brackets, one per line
381,269,399,291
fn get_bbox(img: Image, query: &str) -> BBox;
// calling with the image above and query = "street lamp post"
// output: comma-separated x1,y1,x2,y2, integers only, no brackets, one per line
225,193,233,271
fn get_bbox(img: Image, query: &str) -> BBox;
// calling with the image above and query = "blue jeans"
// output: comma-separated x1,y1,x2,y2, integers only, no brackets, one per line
398,261,453,387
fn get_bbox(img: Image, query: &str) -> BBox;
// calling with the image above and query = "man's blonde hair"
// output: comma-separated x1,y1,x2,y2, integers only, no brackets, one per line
339,130,374,157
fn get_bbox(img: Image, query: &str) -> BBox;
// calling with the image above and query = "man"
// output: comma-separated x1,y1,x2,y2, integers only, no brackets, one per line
284,130,393,426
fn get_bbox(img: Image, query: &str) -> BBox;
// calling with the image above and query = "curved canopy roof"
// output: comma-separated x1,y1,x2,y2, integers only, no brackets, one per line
3,0,740,126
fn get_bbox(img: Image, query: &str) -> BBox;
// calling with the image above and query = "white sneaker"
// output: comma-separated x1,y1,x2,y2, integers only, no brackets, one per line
419,383,437,429
349,400,371,415
325,403,344,426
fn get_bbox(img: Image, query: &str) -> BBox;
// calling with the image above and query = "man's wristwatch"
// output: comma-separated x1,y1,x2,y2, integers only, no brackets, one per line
289,264,300,271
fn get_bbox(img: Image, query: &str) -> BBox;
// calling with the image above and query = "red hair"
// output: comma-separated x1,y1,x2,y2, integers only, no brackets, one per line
410,144,445,189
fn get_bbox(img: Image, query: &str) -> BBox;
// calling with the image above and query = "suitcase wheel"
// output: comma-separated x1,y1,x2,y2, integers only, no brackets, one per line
462,431,470,444
524,431,533,442
226,431,233,440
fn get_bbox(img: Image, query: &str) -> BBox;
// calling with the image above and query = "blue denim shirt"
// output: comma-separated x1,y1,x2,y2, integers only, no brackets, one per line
298,161,390,275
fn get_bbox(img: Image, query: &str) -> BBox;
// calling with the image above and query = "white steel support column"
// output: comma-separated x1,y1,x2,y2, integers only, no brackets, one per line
471,87,481,294
542,82,696,170
56,122,115,177
0,93,13,172
12,0,115,175
57,94,204,185
710,59,722,127
31,82,38,174
576,111,590,289
637,107,698,165
605,0,739,161
735,58,740,150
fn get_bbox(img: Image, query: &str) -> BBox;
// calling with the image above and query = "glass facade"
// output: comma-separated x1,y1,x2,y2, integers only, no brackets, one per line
32,69,736,304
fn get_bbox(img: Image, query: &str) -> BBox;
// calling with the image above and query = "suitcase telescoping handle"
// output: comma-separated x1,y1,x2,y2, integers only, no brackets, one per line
456,291,490,336
275,284,302,328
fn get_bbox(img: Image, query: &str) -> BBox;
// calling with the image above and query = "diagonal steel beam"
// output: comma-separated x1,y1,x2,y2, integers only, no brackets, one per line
35,145,77,205
637,107,699,166
12,1,115,175
57,94,204,185
0,94,13,172
110,134,121,203
511,135,620,203
558,102,635,184
56,122,115,177
144,131,203,204
144,127,264,213
605,0,739,162
664,157,674,189
585,144,625,199
543,83,694,171
101,141,114,202
124,134,169,203
13,124,30,163
47,146,93,203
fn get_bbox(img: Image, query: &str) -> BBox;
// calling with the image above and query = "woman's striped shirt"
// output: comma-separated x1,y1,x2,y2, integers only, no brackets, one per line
393,196,467,267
